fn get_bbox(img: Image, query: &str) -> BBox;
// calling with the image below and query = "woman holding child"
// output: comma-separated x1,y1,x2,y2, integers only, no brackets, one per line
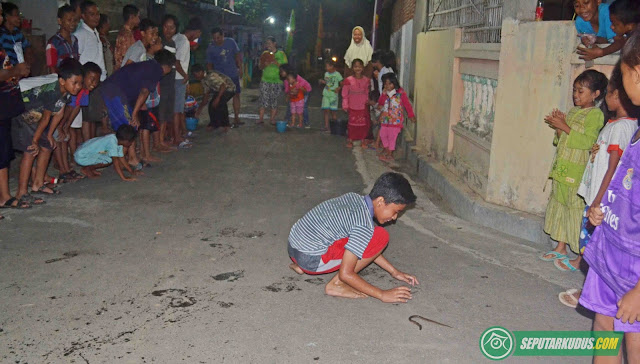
343,26,374,78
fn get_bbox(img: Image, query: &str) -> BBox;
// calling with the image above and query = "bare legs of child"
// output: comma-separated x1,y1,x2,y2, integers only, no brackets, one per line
289,111,296,128
323,110,337,131
140,130,161,163
289,248,385,299
592,314,640,364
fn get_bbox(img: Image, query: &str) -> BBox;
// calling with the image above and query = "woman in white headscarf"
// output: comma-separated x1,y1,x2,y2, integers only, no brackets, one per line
343,26,374,78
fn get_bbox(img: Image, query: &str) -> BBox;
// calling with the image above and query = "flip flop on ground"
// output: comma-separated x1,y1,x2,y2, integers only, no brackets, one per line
539,251,568,261
558,289,581,308
0,197,30,209
31,185,61,195
19,194,45,206
554,257,579,272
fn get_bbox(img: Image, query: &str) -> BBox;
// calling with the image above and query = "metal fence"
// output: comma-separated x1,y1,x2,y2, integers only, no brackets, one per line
427,0,504,43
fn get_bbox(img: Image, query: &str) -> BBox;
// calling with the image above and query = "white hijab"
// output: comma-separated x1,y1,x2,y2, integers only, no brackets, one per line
344,26,373,68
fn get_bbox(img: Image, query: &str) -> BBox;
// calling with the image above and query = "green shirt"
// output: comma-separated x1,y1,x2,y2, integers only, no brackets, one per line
261,50,288,84
550,106,603,187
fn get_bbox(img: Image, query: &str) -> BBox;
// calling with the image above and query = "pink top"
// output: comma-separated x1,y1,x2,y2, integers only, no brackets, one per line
342,76,370,111
284,75,312,95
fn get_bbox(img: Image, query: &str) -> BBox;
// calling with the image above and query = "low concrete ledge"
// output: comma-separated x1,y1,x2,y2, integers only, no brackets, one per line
407,147,553,249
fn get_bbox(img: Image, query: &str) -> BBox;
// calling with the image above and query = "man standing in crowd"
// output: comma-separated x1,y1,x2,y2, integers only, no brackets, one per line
73,1,106,81
114,4,140,71
206,27,243,127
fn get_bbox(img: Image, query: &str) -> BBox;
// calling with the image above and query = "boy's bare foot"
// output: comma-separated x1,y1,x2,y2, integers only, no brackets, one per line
81,166,98,179
325,276,367,299
289,263,304,275
145,155,162,163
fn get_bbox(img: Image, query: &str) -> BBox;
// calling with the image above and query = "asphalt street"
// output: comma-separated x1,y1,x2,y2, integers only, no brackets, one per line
1,89,591,363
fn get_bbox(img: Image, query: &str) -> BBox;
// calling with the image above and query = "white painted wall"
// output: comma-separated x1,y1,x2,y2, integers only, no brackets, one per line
12,0,60,39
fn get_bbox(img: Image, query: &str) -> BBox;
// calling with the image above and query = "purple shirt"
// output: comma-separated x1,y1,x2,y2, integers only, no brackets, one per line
584,133,640,298
100,60,163,107
206,38,240,78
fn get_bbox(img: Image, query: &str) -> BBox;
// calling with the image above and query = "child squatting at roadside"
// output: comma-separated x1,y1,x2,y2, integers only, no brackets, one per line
287,172,419,303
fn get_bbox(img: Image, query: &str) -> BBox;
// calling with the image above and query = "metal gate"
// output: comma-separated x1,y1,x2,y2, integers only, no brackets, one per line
427,0,503,43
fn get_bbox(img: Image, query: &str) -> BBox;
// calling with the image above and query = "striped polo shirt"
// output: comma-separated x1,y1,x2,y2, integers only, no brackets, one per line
288,193,375,259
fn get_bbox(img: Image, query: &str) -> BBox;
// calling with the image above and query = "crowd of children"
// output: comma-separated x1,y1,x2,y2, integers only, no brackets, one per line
0,1,210,216
535,0,640,358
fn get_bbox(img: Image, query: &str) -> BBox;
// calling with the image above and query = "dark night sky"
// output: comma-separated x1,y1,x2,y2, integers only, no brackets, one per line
257,0,376,57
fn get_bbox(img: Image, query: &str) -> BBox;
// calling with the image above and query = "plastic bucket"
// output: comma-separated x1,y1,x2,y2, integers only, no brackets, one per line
186,117,199,131
276,121,288,133
330,119,347,136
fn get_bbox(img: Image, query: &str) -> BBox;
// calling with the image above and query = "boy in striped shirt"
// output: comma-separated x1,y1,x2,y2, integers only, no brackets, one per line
288,172,419,303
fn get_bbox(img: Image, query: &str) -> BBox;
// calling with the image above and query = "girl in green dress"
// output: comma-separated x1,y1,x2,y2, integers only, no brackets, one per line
541,70,608,272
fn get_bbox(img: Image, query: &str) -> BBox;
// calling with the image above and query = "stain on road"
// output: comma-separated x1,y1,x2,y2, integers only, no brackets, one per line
211,270,244,282
45,251,79,264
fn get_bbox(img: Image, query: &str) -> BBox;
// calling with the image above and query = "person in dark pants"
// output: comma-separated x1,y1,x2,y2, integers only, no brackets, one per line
192,64,236,132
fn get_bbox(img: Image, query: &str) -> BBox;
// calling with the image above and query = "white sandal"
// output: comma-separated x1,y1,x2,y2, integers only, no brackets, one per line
558,288,580,308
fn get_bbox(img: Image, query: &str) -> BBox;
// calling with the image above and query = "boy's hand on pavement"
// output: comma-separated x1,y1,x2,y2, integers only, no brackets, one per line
380,286,412,303
617,287,640,324
392,271,419,286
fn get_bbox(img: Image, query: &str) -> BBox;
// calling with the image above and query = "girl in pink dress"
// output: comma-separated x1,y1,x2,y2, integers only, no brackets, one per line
342,59,371,148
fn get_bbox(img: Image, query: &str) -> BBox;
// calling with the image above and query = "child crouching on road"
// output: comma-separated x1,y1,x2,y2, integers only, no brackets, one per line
288,172,419,303
74,124,139,181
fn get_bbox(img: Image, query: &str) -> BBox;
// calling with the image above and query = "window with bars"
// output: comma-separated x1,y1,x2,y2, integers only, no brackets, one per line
427,0,504,43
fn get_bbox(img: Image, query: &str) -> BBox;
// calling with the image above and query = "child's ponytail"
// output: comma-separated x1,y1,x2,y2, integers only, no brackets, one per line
575,69,609,122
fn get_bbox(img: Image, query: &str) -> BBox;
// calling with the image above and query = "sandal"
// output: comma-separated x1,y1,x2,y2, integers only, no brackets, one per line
31,185,61,196
19,194,45,206
554,257,579,272
0,197,30,209
539,250,568,262
69,170,86,179
178,141,193,150
558,289,581,308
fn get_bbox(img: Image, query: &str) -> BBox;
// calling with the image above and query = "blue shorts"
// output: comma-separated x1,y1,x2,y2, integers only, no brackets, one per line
103,94,129,132
230,76,241,94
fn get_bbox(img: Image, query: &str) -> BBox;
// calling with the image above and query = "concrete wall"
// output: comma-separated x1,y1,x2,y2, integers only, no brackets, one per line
413,29,459,160
14,0,59,39
486,20,578,215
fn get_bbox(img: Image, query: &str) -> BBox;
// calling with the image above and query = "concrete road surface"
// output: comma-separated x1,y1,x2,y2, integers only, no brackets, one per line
1,90,591,363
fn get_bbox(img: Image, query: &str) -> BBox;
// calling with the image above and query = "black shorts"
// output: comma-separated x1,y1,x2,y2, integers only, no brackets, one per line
82,86,107,123
139,109,159,132
11,118,54,152
0,119,14,169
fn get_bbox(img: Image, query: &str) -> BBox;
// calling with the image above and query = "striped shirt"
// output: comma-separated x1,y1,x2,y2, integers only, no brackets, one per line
46,33,79,70
288,193,375,259
0,27,31,65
